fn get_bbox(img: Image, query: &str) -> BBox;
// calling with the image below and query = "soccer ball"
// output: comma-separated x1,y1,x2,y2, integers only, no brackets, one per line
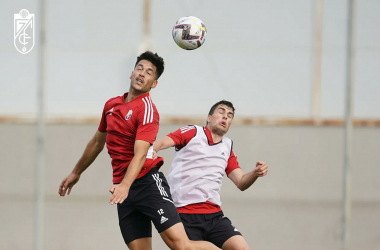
172,16,207,50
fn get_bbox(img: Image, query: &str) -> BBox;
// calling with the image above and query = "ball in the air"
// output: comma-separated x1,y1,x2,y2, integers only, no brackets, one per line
172,16,207,50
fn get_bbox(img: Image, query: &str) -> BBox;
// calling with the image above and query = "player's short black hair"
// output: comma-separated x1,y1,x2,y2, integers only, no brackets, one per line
135,51,165,80
208,100,235,116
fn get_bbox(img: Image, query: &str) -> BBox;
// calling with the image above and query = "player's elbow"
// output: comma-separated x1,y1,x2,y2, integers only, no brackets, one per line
237,183,247,191
94,143,105,153
87,139,105,154
134,152,148,162
93,140,106,152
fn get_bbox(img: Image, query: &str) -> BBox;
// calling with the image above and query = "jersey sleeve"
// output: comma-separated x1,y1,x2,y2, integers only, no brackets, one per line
135,103,160,144
226,148,241,175
167,126,196,150
98,103,107,133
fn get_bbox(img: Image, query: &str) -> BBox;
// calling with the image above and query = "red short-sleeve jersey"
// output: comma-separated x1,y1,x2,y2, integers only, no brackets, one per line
98,92,163,183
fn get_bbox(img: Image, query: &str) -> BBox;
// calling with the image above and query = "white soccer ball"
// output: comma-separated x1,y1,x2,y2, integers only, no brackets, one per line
172,16,207,50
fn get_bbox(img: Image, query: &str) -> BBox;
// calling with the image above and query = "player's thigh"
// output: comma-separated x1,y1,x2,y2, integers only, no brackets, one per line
160,223,219,250
127,237,152,250
221,235,249,250
179,213,206,241
159,222,191,249
135,170,182,233
118,207,152,246
207,213,243,249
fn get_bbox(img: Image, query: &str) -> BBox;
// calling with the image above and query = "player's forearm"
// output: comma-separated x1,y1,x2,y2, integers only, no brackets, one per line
237,171,259,191
153,136,175,152
153,140,163,152
153,139,167,152
119,154,147,187
72,137,104,175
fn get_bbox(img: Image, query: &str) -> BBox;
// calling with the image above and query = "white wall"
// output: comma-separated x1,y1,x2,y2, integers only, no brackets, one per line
0,124,379,249
1,0,379,119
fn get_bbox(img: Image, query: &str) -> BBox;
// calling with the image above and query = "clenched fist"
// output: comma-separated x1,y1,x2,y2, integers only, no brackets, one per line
254,161,268,177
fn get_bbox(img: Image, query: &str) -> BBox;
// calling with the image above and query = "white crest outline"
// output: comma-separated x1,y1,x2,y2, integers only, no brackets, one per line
14,9,35,54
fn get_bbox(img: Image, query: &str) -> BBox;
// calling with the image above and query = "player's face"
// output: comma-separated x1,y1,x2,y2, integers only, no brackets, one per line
129,60,158,93
206,105,234,135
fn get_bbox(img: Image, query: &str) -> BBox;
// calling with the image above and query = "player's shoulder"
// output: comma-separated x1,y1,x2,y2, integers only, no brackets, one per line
220,135,233,158
222,135,232,141
104,95,122,106
179,125,197,133
135,95,159,113
102,95,123,111
222,135,233,146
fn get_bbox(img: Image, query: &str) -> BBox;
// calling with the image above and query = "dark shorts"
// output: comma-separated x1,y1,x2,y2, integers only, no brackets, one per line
179,211,242,248
117,167,181,244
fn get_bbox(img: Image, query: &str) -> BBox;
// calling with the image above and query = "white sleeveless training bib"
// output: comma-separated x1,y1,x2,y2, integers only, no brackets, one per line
167,125,232,207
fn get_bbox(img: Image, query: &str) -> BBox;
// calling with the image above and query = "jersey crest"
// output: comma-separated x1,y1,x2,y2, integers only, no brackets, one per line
125,109,133,120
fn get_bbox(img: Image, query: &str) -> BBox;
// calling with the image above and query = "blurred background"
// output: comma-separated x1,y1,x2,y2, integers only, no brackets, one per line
0,0,379,250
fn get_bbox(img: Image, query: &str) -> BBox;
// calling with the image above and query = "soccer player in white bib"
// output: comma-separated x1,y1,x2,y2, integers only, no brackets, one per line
153,100,268,250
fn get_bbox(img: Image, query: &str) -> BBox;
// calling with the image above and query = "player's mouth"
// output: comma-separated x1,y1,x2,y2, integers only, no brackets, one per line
220,121,226,127
136,78,144,85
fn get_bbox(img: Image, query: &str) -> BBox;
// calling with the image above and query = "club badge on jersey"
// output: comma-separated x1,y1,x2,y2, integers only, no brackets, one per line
125,110,133,120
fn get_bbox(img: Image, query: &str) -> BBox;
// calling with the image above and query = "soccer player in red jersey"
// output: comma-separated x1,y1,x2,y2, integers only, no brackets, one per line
153,100,269,250
58,52,220,250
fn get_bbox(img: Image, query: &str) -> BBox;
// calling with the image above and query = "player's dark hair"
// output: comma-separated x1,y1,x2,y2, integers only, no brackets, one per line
206,100,235,125
135,51,165,79
208,100,235,116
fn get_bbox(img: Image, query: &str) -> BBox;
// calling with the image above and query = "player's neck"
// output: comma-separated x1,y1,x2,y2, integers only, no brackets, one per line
124,89,149,103
211,134,222,143
207,125,224,143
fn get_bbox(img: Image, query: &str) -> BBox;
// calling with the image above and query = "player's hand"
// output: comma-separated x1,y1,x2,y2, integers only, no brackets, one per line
59,173,80,196
109,183,129,205
152,150,158,160
254,161,268,177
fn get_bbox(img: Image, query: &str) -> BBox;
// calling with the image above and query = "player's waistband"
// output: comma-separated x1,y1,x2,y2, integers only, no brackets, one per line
113,166,159,185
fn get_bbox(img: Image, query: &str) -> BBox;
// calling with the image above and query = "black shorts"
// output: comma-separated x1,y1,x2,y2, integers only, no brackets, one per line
117,167,181,244
179,211,242,248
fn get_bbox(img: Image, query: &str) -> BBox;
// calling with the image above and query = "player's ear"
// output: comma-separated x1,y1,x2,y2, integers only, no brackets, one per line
151,80,158,89
206,115,211,124
129,71,133,80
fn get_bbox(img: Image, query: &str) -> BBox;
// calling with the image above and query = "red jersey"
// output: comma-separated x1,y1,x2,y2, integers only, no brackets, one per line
167,125,240,214
98,92,163,183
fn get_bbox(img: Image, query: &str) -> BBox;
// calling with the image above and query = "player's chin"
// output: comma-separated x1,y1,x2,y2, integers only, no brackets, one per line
132,83,144,91
220,126,228,133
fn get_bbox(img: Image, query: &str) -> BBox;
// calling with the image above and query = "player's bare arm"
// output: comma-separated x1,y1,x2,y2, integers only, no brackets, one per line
153,136,175,152
109,140,151,205
59,130,107,196
228,161,268,191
